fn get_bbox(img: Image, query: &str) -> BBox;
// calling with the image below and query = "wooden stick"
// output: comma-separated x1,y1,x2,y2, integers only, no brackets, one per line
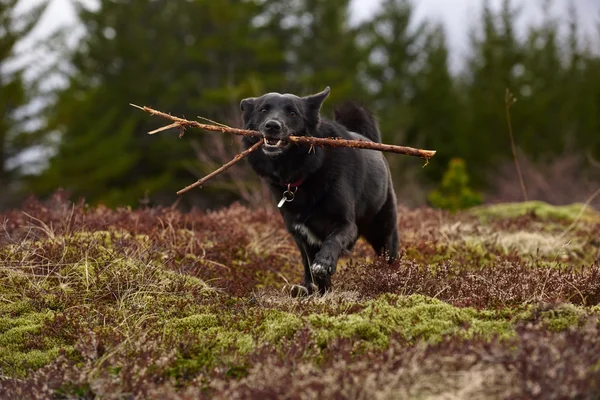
131,104,437,161
176,140,264,195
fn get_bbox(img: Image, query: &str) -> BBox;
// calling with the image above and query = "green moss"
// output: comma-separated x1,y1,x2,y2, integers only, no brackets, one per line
70,230,150,248
260,310,303,343
470,201,600,223
0,311,51,341
55,383,93,398
167,309,304,354
0,301,33,318
309,312,388,348
166,312,255,356
402,237,502,268
164,308,301,381
166,326,255,382
211,329,254,354
539,303,588,332
308,295,515,349
1,347,67,376
169,313,220,330
0,310,70,377
2,208,599,386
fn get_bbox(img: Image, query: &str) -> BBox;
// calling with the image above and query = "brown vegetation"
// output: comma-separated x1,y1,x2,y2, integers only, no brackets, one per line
1,192,599,399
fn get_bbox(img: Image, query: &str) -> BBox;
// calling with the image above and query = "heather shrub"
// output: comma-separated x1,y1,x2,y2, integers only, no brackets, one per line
1,192,599,399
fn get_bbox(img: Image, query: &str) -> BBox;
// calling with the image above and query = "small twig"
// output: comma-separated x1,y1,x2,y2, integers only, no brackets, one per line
130,104,437,160
148,122,180,135
176,140,264,195
197,116,229,128
586,151,600,169
504,89,528,201
557,186,600,241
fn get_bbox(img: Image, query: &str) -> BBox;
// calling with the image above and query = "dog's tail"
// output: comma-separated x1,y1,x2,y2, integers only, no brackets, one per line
333,102,381,143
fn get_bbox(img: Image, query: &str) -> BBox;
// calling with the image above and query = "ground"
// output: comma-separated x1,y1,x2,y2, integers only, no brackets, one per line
1,192,599,399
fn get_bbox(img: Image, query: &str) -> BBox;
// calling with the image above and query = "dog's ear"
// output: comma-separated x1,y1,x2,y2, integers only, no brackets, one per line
240,97,256,125
303,86,330,114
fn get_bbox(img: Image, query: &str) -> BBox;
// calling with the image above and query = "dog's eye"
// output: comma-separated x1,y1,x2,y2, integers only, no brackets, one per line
260,108,267,113
289,110,297,117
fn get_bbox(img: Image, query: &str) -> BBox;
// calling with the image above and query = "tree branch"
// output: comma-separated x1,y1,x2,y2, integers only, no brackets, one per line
177,140,264,195
131,103,437,195
131,104,437,160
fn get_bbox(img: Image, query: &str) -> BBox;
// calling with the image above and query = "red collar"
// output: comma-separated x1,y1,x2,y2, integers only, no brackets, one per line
285,178,305,188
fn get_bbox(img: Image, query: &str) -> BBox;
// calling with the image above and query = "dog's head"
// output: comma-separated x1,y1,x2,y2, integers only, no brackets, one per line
240,87,330,157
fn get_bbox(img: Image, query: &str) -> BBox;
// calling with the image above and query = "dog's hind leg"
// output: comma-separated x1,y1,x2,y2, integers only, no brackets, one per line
385,228,399,263
365,191,399,263
365,228,398,262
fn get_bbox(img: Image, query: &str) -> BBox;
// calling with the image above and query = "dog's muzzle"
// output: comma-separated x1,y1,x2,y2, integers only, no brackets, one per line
261,119,291,155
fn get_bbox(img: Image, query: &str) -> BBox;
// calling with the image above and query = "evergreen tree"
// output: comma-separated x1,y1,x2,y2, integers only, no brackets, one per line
516,4,567,157
409,23,464,181
267,0,364,105
0,0,47,206
358,0,426,143
562,7,600,159
355,0,432,185
32,0,288,207
461,0,524,184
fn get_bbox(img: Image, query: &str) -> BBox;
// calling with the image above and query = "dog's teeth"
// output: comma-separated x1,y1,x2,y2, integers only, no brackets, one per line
263,137,281,147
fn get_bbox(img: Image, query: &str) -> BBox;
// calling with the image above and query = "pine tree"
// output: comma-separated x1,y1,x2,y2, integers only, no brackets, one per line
0,0,47,206
409,23,464,181
462,0,524,184
562,6,600,159
516,0,567,157
358,0,426,143
32,0,288,207
274,0,365,105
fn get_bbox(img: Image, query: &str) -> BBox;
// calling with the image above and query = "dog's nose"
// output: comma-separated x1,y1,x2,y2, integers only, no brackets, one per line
265,120,282,133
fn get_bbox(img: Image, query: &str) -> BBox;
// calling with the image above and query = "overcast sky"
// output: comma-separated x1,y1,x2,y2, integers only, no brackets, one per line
13,0,600,75
354,0,600,69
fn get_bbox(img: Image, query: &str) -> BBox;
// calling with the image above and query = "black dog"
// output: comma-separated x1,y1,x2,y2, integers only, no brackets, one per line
240,87,399,296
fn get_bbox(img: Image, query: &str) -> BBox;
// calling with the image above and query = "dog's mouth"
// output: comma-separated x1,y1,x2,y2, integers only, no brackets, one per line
263,137,286,147
262,136,292,155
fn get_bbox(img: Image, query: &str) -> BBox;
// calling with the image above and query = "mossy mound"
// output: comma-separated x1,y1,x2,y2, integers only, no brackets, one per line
469,201,600,223
0,307,72,378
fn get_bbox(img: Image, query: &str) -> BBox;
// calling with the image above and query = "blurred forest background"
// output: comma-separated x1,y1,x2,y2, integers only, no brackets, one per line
1,0,600,210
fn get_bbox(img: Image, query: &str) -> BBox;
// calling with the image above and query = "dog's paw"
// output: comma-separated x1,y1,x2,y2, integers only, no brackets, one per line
311,256,335,295
311,256,337,276
310,263,329,279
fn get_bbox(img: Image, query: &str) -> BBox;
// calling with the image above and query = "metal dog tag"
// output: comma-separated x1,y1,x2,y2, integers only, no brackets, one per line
277,196,288,208
277,185,297,208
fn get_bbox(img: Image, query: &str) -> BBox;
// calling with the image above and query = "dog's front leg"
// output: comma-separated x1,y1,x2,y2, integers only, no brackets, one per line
311,223,358,293
289,235,320,297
